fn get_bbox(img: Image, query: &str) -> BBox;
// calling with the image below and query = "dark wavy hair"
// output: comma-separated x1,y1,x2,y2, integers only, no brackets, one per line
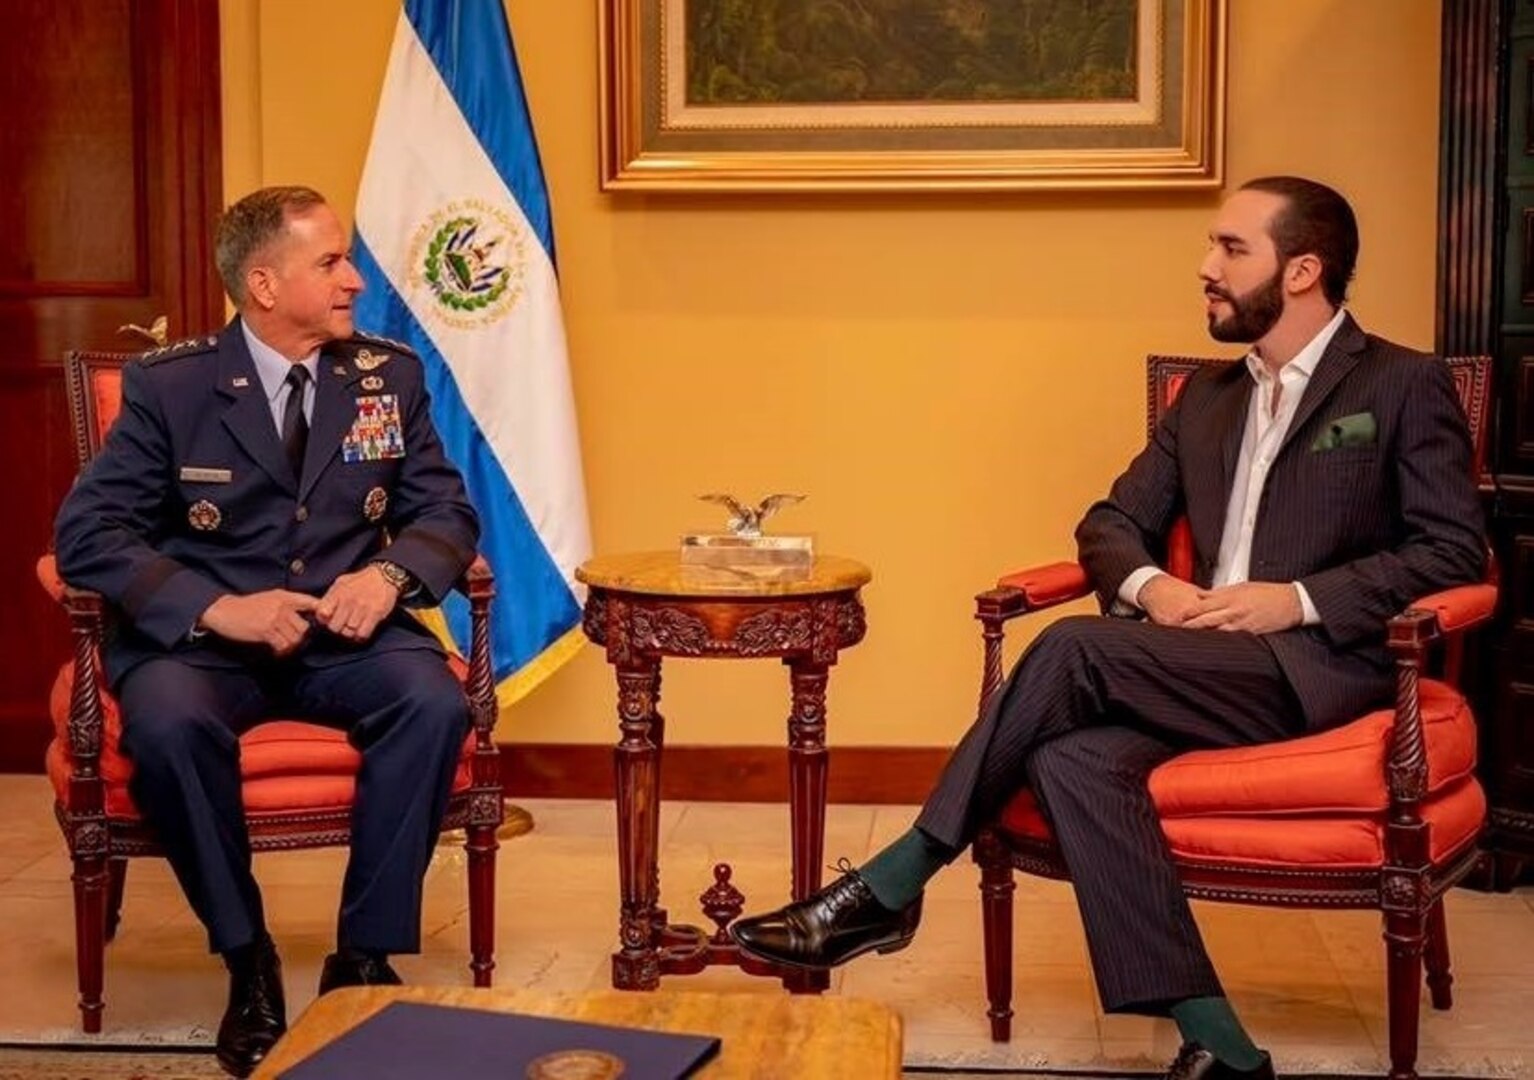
1240,176,1359,306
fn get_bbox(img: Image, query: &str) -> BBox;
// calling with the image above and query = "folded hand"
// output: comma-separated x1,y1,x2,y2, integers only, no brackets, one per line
1180,582,1303,634
313,565,401,642
198,590,321,656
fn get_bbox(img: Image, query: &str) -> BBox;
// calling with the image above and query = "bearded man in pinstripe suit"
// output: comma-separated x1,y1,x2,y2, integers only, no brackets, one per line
731,177,1486,1080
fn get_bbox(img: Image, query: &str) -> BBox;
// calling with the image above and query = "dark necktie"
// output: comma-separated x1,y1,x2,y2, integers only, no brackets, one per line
281,364,311,477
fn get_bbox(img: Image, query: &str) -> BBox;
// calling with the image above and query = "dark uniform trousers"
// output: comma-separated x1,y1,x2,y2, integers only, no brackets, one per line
117,647,470,956
913,615,1367,1016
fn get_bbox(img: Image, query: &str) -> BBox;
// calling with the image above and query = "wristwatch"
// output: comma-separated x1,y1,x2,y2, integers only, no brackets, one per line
371,559,415,594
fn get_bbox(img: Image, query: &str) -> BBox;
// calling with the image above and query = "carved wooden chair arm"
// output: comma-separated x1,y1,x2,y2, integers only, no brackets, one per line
455,555,498,742
1384,581,1497,816
1388,582,1497,645
55,578,108,769
977,561,1092,623
972,561,1092,716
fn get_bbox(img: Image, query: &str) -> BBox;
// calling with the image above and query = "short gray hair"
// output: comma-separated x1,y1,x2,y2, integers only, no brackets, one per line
214,186,328,305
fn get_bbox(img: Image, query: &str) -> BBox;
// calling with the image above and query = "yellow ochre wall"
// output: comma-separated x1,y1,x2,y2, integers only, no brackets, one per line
219,0,1442,749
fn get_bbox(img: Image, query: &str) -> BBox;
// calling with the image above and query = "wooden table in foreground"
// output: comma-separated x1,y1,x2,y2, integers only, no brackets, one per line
576,552,872,994
254,986,902,1079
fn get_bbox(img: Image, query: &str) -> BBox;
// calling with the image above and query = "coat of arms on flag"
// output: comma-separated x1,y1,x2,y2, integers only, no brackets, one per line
408,200,529,329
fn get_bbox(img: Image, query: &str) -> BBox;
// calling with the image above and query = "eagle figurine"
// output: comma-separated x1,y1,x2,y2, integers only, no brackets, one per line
698,493,805,538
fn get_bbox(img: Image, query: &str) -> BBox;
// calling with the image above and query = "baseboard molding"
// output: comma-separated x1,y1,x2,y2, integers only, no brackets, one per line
2,723,950,804
501,743,949,804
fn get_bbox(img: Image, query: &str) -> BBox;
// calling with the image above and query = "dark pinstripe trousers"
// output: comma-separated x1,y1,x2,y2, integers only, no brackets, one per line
915,615,1311,1015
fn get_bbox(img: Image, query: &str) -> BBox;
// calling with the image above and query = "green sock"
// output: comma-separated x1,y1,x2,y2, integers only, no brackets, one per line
1170,996,1265,1070
857,828,956,910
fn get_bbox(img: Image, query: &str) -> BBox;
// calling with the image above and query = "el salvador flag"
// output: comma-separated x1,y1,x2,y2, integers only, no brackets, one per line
353,0,591,706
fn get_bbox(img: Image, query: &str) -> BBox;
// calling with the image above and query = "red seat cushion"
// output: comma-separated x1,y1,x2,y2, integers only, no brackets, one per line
996,679,1484,869
1151,679,1476,816
46,658,474,821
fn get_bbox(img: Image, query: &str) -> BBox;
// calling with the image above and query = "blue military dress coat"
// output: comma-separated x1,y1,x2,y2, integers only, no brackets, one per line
55,318,480,685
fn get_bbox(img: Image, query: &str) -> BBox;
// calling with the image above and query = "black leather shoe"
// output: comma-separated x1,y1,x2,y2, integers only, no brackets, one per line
317,950,404,996
1164,1043,1277,1080
216,940,286,1078
729,867,923,969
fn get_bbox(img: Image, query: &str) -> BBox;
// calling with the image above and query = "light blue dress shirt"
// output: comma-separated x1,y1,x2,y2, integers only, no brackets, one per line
240,321,318,432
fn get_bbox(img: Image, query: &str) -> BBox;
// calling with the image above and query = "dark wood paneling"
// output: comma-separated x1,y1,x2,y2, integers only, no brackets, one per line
0,707,53,774
0,368,75,770
0,1,145,293
1493,678,1534,814
1517,356,1534,460
1515,536,1534,632
0,0,224,771
1440,0,1534,887
502,744,948,804
1437,0,1503,356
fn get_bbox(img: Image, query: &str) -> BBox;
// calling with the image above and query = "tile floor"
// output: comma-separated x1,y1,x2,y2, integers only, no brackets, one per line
0,776,1529,1077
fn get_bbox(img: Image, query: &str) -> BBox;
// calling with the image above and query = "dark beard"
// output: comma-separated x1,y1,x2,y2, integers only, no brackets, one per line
1207,267,1285,343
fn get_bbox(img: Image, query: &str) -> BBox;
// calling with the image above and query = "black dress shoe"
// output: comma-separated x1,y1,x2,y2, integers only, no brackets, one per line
216,940,286,1078
1164,1043,1277,1080
318,950,404,995
729,868,923,969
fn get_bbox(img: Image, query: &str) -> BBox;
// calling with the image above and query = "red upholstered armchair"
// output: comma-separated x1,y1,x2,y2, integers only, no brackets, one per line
37,351,505,1033
971,355,1494,1080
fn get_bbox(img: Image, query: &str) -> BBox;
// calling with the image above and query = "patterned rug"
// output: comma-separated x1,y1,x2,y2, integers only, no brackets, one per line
0,1049,1164,1080
0,1046,224,1079
0,1047,1503,1080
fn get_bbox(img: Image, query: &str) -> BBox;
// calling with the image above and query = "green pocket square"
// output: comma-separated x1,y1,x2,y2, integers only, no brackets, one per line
1311,410,1377,451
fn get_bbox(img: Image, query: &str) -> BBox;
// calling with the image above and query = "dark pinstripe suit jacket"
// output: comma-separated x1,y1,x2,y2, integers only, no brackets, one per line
1075,314,1486,728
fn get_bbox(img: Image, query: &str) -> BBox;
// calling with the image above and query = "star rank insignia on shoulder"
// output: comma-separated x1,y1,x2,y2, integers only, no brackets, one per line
350,330,419,358
140,335,219,366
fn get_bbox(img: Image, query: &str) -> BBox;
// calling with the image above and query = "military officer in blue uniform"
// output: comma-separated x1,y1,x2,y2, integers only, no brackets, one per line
54,186,480,1077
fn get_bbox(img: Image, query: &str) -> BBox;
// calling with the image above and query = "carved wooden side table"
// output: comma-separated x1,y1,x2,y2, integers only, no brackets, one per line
576,551,871,994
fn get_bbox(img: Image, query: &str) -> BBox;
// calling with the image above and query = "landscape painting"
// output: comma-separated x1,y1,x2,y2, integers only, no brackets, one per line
598,0,1226,191
684,0,1140,107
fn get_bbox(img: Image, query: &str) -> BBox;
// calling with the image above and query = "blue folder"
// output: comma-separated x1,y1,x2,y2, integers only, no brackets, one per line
278,1001,722,1079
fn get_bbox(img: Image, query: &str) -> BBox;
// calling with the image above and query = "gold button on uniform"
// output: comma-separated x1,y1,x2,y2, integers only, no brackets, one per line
295,505,308,522
289,558,305,575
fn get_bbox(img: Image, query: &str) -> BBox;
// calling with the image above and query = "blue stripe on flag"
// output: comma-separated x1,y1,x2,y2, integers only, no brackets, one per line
403,0,555,263
351,234,580,679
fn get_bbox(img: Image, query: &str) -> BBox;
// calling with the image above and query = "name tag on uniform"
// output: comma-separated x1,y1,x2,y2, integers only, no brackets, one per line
179,466,233,483
343,394,407,463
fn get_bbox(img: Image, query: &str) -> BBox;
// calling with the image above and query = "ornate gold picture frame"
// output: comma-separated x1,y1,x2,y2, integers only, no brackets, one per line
599,0,1226,192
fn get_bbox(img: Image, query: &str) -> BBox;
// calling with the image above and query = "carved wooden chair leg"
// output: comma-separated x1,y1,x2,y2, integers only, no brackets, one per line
1383,907,1427,1080
104,857,128,942
1423,897,1453,1010
71,852,109,1033
974,828,1016,1042
466,822,498,987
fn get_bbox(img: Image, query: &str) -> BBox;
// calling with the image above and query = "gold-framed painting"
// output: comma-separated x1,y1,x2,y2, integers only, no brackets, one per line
598,0,1226,192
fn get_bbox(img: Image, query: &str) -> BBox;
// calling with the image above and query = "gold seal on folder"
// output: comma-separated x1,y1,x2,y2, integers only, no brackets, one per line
526,1049,626,1079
